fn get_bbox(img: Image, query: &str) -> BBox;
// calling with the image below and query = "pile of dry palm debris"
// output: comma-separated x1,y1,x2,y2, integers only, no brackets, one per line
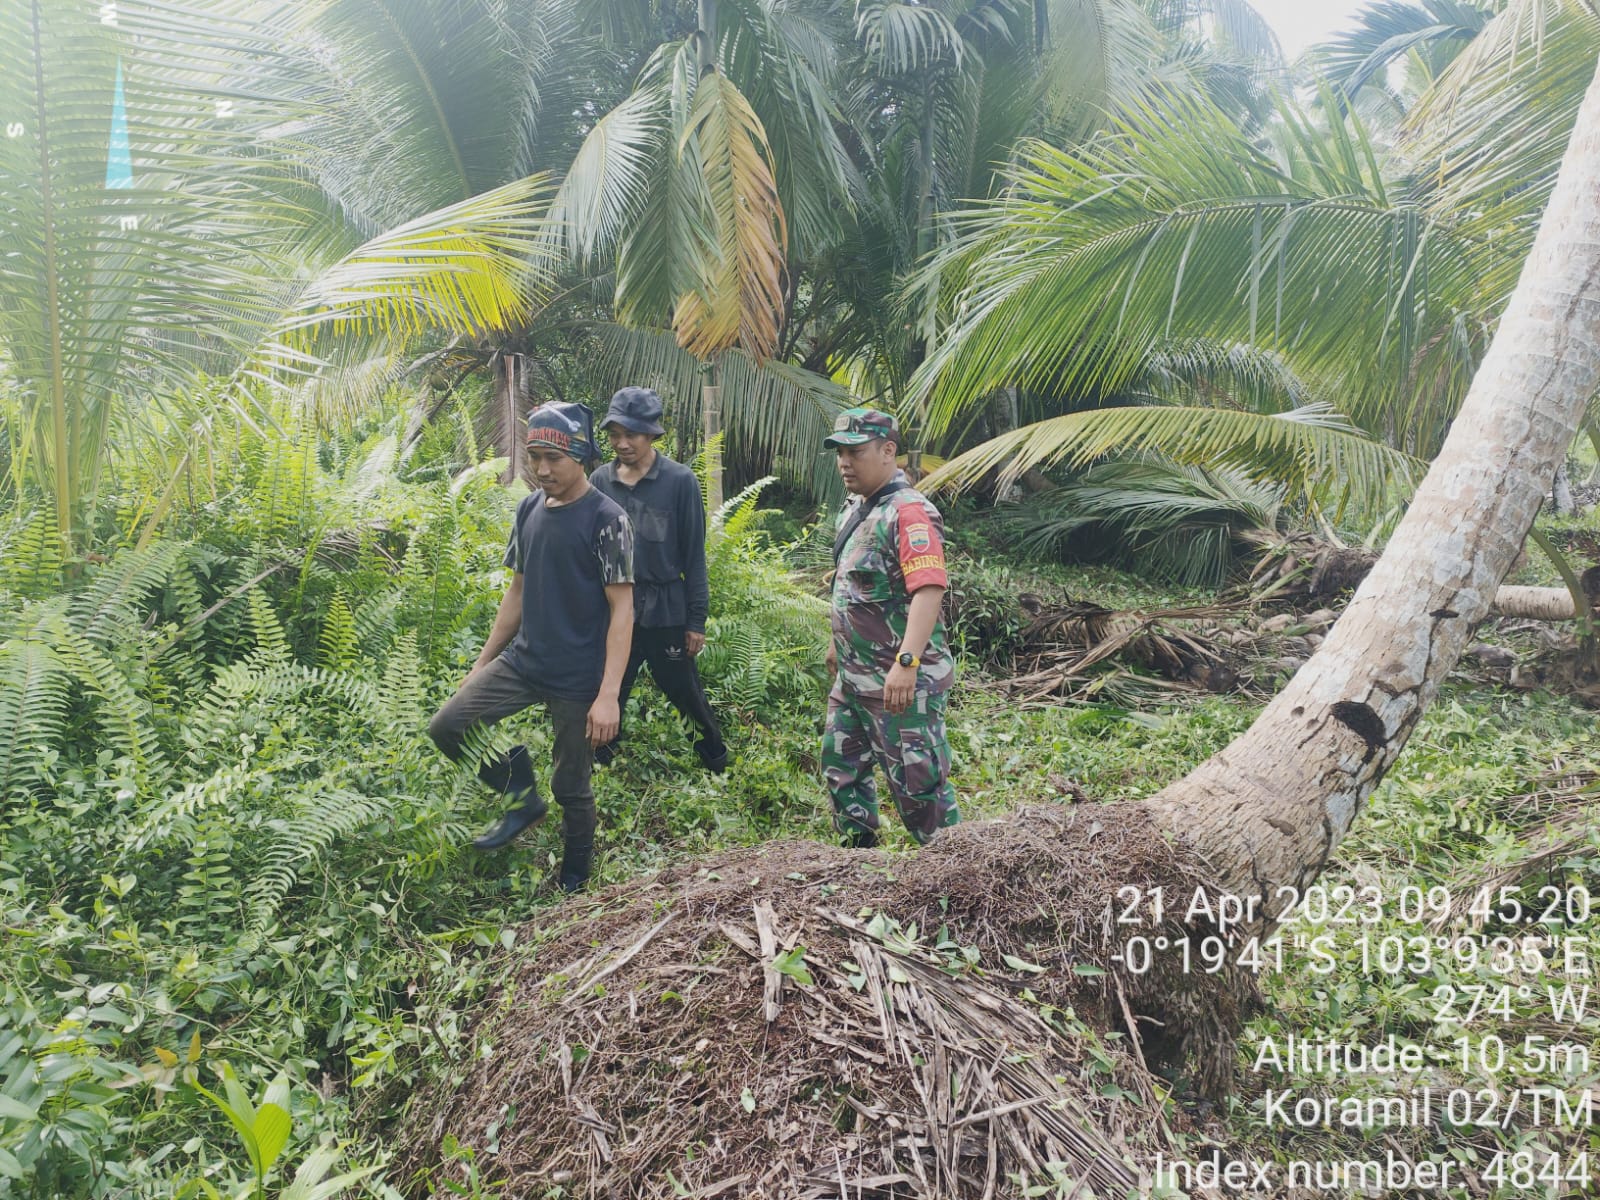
398,806,1257,1199
1005,601,1244,703
998,528,1600,706
1240,530,1378,603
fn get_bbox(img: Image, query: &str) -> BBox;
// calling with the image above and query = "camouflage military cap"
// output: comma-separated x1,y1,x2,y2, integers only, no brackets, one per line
824,407,900,448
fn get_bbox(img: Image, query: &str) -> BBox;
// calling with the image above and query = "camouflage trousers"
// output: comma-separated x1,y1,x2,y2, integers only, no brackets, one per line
822,689,959,844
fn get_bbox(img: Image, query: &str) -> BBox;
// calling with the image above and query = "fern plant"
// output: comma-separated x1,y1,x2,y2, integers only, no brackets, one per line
0,504,65,599
690,468,830,717
0,637,72,801
246,786,388,934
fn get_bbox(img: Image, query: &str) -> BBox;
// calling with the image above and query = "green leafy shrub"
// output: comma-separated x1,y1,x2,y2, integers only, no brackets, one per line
0,397,844,1197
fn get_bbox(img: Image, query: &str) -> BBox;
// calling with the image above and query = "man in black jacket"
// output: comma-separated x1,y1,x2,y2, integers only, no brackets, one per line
590,387,728,773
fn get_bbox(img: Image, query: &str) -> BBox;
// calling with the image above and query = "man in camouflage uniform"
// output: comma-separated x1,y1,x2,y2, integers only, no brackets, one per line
822,407,959,848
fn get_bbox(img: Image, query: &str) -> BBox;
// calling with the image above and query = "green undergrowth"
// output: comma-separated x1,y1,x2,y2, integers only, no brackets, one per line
0,406,840,1199
1210,691,1600,1199
4,398,1600,1197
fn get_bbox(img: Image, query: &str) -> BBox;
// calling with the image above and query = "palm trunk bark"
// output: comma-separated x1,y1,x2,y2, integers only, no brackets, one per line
696,0,725,511
494,352,528,487
988,386,1023,502
701,376,723,511
1144,65,1600,905
1553,460,1576,513
1492,584,1595,620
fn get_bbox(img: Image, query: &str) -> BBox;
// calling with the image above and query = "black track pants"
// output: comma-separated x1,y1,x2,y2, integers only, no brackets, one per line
616,625,723,751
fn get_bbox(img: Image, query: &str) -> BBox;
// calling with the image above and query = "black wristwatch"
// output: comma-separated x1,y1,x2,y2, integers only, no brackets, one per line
896,651,920,669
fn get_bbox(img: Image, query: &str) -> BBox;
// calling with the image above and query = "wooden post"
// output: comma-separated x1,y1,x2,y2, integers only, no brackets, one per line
702,378,723,511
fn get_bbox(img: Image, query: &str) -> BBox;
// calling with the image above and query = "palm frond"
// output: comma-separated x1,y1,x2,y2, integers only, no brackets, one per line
584,323,848,501
614,39,703,335
671,72,789,362
1405,0,1600,306
268,175,563,345
1000,459,1286,584
0,0,317,537
1311,0,1492,101
920,402,1421,509
545,86,669,265
913,89,1486,454
1038,0,1167,138
1200,0,1285,67
719,0,858,254
293,0,583,226
855,2,968,72
1134,338,1312,412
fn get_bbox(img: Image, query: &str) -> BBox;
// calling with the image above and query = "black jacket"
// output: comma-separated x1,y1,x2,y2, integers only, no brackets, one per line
590,452,710,631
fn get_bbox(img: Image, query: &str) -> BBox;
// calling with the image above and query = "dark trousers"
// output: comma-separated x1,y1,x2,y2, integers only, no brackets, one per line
427,657,596,842
616,625,723,750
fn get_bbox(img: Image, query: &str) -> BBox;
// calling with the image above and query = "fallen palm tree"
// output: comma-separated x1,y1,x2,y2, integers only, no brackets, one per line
1245,530,1600,620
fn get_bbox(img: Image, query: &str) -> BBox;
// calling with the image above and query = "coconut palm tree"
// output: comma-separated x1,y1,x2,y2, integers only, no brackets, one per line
565,0,1282,492
286,0,854,502
1146,44,1600,901
1406,0,1600,311
1309,0,1496,111
908,84,1491,523
0,0,566,551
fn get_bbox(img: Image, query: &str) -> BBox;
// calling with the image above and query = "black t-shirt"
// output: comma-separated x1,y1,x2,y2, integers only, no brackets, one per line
501,486,634,700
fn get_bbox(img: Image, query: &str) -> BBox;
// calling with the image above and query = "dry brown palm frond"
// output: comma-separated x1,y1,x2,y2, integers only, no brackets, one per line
1006,601,1241,703
672,72,788,362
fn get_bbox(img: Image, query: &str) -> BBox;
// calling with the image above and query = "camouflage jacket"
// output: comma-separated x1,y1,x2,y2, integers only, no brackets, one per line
830,473,954,699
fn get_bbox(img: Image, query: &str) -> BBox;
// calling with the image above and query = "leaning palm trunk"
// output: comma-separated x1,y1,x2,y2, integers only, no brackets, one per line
1143,62,1600,905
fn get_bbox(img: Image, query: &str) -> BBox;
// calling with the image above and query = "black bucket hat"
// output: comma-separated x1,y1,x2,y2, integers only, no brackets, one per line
602,386,666,437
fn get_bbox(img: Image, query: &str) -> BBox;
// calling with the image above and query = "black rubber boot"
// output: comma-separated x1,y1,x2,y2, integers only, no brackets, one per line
694,738,728,775
471,793,548,851
841,826,878,850
558,837,594,892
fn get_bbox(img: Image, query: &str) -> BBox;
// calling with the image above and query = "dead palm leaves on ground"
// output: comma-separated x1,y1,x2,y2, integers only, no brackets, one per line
1241,529,1377,603
1440,765,1600,924
400,807,1255,1198
1005,601,1240,704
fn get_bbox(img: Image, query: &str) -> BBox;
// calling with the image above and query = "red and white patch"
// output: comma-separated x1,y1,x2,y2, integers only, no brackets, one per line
896,506,947,592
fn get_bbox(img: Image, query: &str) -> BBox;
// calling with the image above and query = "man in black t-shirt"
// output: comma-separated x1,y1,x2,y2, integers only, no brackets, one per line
427,402,634,891
590,387,727,773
